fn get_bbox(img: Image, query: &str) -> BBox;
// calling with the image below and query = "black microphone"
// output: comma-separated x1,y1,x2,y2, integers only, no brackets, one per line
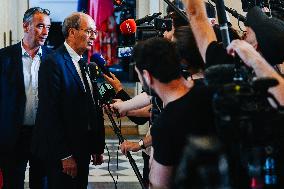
135,12,162,25
90,53,113,79
215,0,231,47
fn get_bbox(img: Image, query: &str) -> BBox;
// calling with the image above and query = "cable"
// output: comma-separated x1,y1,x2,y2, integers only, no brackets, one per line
105,144,118,189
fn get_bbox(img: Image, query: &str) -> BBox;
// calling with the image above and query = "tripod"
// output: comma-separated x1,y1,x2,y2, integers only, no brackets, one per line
104,103,147,189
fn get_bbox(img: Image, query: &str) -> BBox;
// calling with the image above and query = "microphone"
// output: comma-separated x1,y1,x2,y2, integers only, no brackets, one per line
98,83,116,104
120,19,137,35
90,53,113,79
215,0,231,47
135,12,162,25
113,0,125,6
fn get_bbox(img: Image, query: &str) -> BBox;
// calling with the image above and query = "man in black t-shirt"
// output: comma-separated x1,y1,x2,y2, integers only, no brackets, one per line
133,37,215,189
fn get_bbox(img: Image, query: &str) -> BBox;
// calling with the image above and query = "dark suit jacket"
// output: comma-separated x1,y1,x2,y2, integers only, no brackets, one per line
32,45,105,161
0,42,52,155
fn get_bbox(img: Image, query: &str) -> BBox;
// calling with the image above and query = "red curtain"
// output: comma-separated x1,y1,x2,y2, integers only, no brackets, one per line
88,0,118,66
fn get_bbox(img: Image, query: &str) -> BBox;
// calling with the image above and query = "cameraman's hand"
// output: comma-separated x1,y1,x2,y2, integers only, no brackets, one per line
227,39,266,68
110,99,128,117
120,141,141,155
103,73,123,93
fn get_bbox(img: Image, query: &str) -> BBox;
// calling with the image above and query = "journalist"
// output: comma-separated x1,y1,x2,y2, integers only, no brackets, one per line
133,37,215,189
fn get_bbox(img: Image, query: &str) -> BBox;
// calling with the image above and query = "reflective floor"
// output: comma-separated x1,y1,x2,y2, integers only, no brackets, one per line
24,138,143,189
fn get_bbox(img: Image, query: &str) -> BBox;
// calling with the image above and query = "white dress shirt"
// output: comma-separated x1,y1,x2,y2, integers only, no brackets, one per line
22,42,42,126
64,41,94,96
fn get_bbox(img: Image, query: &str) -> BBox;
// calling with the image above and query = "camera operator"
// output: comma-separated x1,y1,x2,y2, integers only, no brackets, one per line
182,0,284,68
132,37,215,189
227,39,284,106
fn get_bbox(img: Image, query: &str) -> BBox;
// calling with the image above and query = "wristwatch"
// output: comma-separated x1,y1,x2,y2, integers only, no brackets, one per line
138,139,146,149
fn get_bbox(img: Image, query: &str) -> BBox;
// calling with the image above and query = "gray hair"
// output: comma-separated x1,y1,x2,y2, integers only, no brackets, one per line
23,7,50,23
62,13,82,38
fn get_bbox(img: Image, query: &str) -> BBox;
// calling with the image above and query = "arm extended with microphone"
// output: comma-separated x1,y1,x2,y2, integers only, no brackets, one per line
88,62,147,189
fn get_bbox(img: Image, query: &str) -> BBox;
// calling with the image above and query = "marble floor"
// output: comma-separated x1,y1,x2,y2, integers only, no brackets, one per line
24,138,144,189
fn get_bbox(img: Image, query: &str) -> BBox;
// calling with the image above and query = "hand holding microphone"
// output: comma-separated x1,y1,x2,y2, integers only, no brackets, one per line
90,53,113,79
103,72,123,93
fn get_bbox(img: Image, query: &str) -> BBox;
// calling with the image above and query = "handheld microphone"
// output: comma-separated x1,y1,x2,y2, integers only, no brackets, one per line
90,53,113,79
120,19,137,35
215,0,231,47
98,83,116,104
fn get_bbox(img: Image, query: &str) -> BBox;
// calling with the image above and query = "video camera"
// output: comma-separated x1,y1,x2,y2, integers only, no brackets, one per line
136,14,172,41
211,76,284,188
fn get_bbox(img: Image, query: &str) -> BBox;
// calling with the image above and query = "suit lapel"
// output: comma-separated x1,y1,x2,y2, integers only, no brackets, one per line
60,46,85,92
12,43,26,99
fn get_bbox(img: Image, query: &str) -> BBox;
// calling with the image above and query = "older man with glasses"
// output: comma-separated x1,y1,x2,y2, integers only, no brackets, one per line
0,7,52,189
32,12,105,188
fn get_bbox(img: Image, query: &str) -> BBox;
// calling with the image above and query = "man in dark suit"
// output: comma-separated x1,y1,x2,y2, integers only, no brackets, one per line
0,7,52,189
32,12,105,188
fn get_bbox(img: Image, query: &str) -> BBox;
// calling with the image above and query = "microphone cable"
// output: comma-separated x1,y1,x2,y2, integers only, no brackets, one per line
105,144,118,189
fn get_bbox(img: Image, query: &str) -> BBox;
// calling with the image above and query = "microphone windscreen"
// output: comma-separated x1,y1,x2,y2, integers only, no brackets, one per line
90,53,113,78
90,53,106,67
120,19,137,35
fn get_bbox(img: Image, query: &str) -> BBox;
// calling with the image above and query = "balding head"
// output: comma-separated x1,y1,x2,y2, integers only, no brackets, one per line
63,12,97,55
62,12,96,39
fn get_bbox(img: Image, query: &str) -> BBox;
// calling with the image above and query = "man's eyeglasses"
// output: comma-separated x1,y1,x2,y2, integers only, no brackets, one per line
23,7,50,22
79,29,98,36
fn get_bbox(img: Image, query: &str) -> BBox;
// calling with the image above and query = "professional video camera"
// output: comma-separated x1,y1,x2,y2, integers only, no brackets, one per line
211,76,284,188
206,0,284,187
136,13,173,41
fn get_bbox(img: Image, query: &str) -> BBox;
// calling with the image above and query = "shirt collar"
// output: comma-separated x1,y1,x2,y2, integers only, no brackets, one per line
21,40,42,57
64,41,82,63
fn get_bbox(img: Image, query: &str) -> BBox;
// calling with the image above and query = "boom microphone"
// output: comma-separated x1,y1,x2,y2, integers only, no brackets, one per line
120,19,137,35
90,53,113,79
215,0,231,47
135,12,162,25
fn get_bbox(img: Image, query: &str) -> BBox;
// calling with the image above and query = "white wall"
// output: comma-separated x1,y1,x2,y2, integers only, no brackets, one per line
0,0,28,48
225,0,246,30
29,0,78,22
136,0,167,19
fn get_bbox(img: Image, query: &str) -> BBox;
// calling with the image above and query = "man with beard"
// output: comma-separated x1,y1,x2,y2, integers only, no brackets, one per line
133,37,215,188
